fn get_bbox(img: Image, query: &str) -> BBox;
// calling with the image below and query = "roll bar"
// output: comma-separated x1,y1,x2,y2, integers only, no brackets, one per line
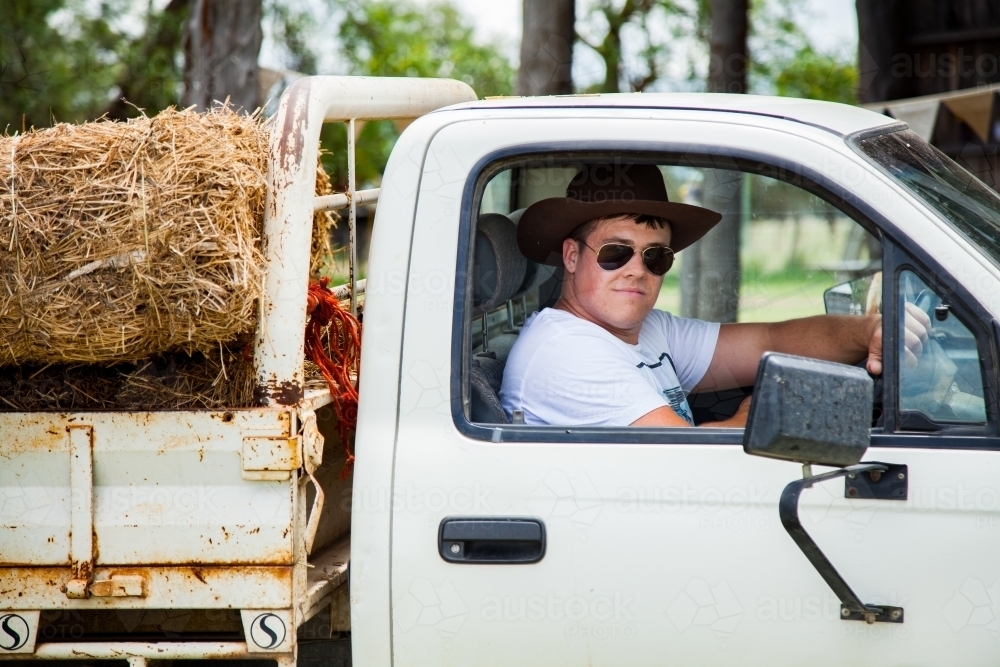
253,76,477,405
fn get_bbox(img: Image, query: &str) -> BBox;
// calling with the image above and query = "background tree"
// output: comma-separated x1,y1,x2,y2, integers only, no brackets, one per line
577,0,688,93
680,0,747,323
518,0,575,95
322,0,515,187
2,1,139,129
751,0,856,104
265,0,319,75
105,0,188,121
182,0,263,112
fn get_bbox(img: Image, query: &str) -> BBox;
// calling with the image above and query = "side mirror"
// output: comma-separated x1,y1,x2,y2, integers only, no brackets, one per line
823,273,881,316
743,354,907,625
743,353,873,467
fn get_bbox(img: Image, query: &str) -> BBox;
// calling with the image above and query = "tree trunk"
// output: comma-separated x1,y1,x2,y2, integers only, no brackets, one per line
855,0,905,103
182,0,263,112
682,0,747,323
517,0,575,96
706,0,748,94
680,170,743,322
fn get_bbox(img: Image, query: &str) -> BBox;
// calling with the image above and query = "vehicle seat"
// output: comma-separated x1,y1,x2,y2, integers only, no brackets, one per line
470,213,527,423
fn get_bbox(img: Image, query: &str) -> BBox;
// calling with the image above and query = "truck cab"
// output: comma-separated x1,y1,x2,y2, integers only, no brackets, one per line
356,92,1000,666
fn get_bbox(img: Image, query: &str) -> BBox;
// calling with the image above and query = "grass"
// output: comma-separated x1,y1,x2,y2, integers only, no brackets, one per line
654,215,871,323
656,268,840,323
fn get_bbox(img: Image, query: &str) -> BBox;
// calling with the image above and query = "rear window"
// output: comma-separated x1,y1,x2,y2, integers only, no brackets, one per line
853,129,1000,267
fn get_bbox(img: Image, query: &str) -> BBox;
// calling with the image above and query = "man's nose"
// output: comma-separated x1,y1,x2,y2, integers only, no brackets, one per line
621,249,649,277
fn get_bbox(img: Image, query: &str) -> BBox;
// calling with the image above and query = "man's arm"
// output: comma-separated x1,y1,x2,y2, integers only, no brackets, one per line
694,314,882,393
631,397,751,428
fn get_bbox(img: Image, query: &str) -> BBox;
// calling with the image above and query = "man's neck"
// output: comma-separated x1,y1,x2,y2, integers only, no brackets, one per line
554,296,643,345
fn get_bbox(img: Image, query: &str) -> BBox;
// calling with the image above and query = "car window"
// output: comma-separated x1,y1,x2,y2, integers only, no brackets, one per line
481,164,881,326
897,270,987,428
467,157,882,426
854,129,1000,271
655,167,880,324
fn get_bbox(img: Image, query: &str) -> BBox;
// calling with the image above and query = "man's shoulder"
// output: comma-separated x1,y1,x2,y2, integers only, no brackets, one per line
643,308,716,334
520,308,609,339
509,309,624,365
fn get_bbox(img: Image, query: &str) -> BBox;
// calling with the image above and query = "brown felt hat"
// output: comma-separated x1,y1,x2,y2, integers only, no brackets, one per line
516,163,722,266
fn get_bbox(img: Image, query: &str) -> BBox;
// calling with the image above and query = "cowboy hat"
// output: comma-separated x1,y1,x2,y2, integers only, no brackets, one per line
516,162,722,266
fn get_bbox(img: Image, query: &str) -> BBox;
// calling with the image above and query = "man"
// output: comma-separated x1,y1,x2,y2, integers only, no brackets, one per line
499,162,929,428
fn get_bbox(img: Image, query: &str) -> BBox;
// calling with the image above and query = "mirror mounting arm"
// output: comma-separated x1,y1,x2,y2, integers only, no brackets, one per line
780,463,905,625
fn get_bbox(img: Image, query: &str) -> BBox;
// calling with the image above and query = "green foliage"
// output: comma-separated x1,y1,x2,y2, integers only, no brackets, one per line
337,0,514,97
576,0,693,93
773,45,857,104
265,0,319,75
2,0,115,129
749,0,857,104
105,2,187,121
317,0,515,188
0,0,186,130
318,119,401,190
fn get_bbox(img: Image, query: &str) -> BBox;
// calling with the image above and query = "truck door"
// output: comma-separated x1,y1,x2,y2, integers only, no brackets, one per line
390,115,1000,666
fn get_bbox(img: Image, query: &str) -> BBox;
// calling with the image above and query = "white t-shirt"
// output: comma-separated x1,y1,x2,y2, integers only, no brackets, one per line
499,308,720,426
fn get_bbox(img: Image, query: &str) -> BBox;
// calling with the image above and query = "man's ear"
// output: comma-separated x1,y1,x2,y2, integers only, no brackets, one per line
562,238,580,274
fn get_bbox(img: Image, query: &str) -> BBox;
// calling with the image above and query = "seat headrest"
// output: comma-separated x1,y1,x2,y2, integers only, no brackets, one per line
473,213,527,319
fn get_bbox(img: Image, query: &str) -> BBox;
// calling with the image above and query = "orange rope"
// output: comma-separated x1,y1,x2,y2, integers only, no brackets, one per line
305,277,361,479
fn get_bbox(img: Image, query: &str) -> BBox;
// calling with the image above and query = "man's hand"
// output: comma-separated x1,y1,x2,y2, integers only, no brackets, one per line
727,394,752,426
866,304,930,375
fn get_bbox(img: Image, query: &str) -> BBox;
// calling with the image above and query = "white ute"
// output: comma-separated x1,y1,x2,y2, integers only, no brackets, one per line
6,76,1000,667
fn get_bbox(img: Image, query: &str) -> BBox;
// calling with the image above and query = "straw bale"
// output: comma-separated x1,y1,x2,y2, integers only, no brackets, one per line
0,106,336,367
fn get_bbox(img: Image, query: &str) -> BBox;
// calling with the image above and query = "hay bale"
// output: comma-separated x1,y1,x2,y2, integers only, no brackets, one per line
0,297,359,412
0,106,335,367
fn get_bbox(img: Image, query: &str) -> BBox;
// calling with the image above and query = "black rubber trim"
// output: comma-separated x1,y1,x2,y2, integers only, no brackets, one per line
448,140,1000,450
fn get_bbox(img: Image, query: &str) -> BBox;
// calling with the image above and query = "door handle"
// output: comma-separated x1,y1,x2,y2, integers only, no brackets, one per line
438,517,545,563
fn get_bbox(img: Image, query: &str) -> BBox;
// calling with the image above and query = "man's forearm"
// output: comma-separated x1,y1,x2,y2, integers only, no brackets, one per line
767,314,879,365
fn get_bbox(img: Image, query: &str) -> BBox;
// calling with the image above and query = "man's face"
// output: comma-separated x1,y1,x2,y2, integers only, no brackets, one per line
561,215,672,332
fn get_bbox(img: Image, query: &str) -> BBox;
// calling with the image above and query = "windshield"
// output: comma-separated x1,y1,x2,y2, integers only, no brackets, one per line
853,129,1000,266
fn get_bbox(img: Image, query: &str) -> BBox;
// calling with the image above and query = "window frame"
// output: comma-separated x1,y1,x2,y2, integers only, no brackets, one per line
877,235,1000,443
449,140,1000,451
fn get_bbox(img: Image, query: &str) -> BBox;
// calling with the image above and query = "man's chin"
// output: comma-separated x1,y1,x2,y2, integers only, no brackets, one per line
602,310,652,331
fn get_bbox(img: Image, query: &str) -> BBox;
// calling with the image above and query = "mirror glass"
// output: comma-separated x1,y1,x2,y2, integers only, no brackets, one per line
824,273,882,316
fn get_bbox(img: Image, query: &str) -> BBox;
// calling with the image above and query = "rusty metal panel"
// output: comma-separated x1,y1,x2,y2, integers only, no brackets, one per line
242,437,301,472
1,410,296,566
0,566,292,610
0,417,71,565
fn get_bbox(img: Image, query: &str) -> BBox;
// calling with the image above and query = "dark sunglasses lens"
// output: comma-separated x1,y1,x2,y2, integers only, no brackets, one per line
642,247,674,276
595,244,634,270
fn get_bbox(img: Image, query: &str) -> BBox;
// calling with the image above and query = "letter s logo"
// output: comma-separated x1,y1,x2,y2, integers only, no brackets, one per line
249,613,286,650
0,614,29,651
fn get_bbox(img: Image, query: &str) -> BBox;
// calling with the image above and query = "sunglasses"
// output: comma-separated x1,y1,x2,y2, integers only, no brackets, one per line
581,242,675,276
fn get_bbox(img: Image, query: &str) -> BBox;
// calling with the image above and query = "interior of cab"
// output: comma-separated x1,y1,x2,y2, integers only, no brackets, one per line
464,155,988,431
